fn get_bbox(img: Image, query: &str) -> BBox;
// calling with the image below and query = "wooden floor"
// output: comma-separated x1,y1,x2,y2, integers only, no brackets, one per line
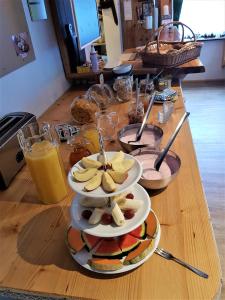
182,81,225,298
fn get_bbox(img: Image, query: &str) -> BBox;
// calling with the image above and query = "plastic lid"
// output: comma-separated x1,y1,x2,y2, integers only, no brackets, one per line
113,64,132,75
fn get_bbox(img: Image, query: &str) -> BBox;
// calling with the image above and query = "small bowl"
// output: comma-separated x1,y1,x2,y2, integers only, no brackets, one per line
130,147,181,190
118,123,163,153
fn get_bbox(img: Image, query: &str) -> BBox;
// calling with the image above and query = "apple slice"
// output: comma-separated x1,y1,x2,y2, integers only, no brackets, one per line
102,172,116,192
112,159,134,172
84,171,102,191
122,159,134,172
81,157,102,169
109,151,125,164
107,170,128,184
72,168,97,182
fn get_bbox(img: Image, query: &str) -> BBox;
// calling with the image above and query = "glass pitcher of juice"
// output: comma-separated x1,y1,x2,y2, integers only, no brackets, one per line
17,122,68,204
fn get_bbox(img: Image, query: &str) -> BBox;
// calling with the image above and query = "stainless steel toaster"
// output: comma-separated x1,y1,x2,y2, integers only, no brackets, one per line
0,112,36,190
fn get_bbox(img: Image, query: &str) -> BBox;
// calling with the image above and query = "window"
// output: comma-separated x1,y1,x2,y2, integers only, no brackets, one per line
179,0,225,37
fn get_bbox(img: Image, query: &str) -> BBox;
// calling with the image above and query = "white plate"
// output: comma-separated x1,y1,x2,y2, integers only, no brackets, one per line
70,183,151,237
68,152,142,198
69,210,160,274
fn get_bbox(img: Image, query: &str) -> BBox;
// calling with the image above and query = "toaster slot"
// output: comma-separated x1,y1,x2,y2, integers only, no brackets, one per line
0,116,23,137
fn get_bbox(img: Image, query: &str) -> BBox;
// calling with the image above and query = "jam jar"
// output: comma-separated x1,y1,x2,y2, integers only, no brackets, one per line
68,133,91,166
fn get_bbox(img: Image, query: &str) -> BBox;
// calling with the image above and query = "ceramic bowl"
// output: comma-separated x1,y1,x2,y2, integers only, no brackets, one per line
130,147,181,190
118,123,163,153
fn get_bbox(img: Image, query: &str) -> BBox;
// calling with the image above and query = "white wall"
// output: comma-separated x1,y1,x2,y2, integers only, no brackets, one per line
184,40,225,81
0,0,70,118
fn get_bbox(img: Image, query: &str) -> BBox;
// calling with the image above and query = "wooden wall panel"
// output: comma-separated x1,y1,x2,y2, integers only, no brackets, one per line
120,0,174,50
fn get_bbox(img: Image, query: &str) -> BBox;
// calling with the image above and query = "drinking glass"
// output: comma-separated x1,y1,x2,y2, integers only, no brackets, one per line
95,110,119,142
17,122,68,204
80,123,100,154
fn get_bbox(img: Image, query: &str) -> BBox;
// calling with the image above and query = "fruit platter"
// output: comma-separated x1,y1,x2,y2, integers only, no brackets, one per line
66,210,160,274
68,151,142,197
71,183,151,237
67,150,160,274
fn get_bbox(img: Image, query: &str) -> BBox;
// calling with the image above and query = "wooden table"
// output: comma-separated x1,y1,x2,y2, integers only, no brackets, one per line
0,86,221,299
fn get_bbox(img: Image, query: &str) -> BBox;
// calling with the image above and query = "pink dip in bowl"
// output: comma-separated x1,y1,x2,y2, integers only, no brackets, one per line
120,128,157,147
135,154,171,180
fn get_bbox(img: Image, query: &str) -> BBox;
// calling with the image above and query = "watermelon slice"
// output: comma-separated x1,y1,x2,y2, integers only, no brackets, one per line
66,226,85,254
93,238,123,258
129,223,146,239
118,234,140,254
88,258,123,271
81,232,102,251
145,211,158,238
123,239,153,265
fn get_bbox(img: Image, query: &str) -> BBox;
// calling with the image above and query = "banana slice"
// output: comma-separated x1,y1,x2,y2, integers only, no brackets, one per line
111,192,127,205
80,197,108,208
118,199,142,212
110,201,125,226
84,171,102,191
88,208,105,225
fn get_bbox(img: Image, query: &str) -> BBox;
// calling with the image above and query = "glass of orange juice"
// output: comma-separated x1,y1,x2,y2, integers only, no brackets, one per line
80,123,100,154
17,122,68,204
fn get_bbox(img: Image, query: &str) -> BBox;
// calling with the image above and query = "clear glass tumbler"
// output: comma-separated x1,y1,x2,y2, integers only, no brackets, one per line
95,110,119,142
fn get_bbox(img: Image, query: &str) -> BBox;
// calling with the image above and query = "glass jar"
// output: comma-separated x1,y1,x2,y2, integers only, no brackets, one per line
70,95,99,125
113,76,133,102
128,101,144,124
67,133,91,166
17,122,68,204
86,82,114,111
140,93,151,112
139,78,154,94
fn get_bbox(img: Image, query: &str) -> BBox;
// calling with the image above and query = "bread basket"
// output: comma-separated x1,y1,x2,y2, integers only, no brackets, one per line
141,21,203,68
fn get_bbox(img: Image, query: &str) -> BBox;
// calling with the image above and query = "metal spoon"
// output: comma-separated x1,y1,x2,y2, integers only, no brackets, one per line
154,112,190,171
128,92,156,144
135,78,140,115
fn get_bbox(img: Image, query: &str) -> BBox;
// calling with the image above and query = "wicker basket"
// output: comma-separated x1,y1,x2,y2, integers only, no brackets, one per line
141,21,203,68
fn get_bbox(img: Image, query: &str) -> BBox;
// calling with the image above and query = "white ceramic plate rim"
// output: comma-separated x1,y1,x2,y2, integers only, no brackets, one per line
70,183,151,237
69,210,160,274
67,152,143,198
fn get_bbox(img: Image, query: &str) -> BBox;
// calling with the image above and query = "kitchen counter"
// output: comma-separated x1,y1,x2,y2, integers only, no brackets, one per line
0,86,221,299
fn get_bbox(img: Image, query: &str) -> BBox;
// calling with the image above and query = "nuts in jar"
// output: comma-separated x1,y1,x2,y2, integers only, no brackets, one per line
128,102,144,124
70,96,99,125
113,76,133,102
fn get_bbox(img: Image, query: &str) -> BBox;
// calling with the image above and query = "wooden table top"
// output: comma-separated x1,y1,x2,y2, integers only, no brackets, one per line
0,86,221,299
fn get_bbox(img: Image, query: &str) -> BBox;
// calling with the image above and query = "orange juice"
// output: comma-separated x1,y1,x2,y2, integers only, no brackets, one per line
82,127,100,154
25,140,67,204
